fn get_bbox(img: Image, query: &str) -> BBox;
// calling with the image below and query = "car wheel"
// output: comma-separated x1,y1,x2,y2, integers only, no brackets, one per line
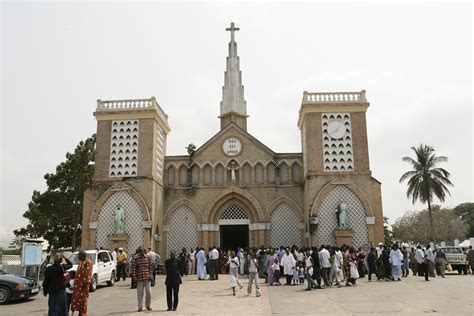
463,266,468,275
107,271,115,286
0,286,11,305
457,269,462,274
89,274,98,292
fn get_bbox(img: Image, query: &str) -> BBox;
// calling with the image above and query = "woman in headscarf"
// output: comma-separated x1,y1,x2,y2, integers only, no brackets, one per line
71,250,93,316
265,249,277,285
43,253,72,316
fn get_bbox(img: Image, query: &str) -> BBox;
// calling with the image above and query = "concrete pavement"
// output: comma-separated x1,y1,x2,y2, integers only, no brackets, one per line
2,272,473,315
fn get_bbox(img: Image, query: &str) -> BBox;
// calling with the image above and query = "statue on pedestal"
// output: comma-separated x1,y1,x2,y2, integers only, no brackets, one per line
113,204,125,234
336,202,348,229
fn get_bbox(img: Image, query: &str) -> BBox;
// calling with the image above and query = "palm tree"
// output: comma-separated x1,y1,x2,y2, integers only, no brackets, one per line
399,144,454,242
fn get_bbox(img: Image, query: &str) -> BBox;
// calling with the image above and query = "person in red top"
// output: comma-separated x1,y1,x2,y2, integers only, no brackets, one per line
71,250,93,315
132,247,152,312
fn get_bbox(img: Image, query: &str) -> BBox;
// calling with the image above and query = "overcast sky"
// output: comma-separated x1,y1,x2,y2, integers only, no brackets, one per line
1,2,472,246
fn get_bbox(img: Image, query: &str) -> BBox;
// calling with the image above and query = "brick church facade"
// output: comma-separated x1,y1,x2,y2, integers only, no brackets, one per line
81,24,384,258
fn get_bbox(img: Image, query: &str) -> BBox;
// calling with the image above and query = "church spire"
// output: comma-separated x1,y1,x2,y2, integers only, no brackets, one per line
220,22,248,131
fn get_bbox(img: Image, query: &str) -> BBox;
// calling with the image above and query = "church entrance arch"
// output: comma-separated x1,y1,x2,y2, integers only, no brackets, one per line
218,202,249,251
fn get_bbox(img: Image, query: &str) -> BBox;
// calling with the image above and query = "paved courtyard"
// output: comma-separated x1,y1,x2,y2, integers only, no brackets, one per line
2,272,473,315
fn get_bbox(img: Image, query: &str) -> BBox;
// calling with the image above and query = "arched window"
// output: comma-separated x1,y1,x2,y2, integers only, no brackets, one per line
215,164,224,185
292,163,301,183
191,165,199,185
267,163,276,184
203,164,212,185
243,163,251,185
279,163,289,184
167,166,175,186
179,165,187,186
255,163,264,184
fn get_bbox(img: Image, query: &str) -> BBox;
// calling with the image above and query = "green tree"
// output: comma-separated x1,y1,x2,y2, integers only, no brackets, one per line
454,202,474,237
383,216,394,246
14,135,96,250
399,144,453,242
392,205,468,244
185,143,197,156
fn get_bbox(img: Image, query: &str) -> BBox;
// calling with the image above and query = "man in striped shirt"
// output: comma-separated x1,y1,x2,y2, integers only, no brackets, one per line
133,247,152,312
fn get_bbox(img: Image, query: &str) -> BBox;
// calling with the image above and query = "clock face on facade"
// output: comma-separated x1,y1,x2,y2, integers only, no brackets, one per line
223,138,242,156
327,120,346,139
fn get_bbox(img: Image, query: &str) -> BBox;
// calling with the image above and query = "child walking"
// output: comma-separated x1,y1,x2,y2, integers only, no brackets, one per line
292,265,299,285
228,251,243,296
298,262,305,284
272,258,281,285
65,270,75,313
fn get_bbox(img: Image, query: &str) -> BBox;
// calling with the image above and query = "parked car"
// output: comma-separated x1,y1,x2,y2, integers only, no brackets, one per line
68,249,116,292
439,246,468,275
0,270,40,304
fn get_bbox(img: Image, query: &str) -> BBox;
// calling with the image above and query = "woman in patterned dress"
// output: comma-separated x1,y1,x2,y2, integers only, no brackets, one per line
71,250,93,316
265,249,277,285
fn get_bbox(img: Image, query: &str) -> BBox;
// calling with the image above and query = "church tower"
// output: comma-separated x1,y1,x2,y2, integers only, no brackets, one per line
219,22,248,131
298,91,384,247
81,97,170,255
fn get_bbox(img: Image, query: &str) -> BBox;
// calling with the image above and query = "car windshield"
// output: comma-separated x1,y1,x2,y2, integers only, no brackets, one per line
443,248,462,254
69,253,96,265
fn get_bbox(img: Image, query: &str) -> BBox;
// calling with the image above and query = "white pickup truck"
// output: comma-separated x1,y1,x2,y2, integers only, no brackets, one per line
68,250,116,292
438,246,468,275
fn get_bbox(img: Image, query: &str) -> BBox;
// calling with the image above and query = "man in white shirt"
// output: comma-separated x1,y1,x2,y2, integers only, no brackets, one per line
112,248,118,262
425,245,435,277
335,248,344,282
147,247,160,286
376,243,384,259
319,245,331,287
280,248,296,285
209,246,219,280
415,245,429,281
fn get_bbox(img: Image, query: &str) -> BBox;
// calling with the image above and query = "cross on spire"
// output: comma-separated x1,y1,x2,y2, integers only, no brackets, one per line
226,22,240,42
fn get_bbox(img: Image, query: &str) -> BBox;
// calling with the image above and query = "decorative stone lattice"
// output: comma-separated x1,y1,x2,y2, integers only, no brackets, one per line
109,120,139,177
317,185,368,248
167,206,199,253
156,124,165,182
269,203,301,247
221,203,249,220
96,190,144,255
321,113,354,171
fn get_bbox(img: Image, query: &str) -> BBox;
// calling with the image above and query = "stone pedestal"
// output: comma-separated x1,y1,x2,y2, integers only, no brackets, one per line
107,233,129,251
333,228,353,247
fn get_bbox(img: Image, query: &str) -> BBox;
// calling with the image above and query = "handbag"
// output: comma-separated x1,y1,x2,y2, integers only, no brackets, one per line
446,263,453,272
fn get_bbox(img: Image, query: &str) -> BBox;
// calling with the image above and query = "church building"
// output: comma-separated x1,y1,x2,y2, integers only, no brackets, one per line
81,23,384,257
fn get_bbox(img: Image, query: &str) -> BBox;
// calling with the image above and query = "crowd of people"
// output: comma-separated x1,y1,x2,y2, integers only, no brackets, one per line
177,243,474,291
40,243,474,315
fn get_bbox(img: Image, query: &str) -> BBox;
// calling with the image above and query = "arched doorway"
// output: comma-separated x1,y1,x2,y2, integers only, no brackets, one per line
218,202,249,251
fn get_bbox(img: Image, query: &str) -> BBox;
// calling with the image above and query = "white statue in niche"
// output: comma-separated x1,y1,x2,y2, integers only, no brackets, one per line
113,204,125,234
336,202,349,229
227,161,239,182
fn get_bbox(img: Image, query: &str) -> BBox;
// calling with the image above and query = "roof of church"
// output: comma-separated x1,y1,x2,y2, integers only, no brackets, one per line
164,122,302,160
